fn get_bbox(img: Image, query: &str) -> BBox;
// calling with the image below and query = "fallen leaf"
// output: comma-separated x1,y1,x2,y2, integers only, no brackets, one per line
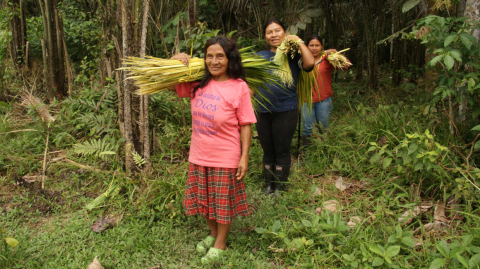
414,238,422,248
434,200,449,223
398,207,421,224
91,217,116,233
367,212,377,221
268,242,284,253
413,221,448,235
314,187,322,196
347,216,362,227
314,207,322,214
335,176,351,192
86,257,104,269
324,200,341,213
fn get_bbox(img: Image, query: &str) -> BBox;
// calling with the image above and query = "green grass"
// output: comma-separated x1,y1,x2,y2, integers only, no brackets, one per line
1,78,480,268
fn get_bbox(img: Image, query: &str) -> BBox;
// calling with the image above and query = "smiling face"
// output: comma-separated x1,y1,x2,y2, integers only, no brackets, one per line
265,22,286,50
307,39,323,58
205,43,229,81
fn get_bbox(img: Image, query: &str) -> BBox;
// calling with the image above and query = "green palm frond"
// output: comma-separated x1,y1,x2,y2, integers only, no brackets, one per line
85,179,121,211
121,47,283,111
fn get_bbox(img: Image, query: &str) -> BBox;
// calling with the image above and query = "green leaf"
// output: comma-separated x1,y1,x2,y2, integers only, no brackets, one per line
429,258,447,269
444,55,454,70
468,78,475,90
459,33,473,50
383,157,393,168
368,146,377,152
305,9,321,17
469,254,480,267
369,245,384,256
301,219,313,227
444,34,457,47
449,49,462,62
472,125,480,132
396,225,403,239
372,257,385,267
429,55,444,66
475,141,480,151
342,254,353,262
401,237,416,248
457,253,469,268
414,161,424,171
296,21,307,30
402,0,420,13
370,153,381,164
254,227,266,234
272,220,281,232
4,237,19,248
386,246,401,258
408,143,418,154
438,240,450,258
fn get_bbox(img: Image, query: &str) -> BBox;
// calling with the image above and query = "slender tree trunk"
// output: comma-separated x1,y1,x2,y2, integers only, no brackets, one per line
139,0,151,172
121,0,135,173
9,0,27,68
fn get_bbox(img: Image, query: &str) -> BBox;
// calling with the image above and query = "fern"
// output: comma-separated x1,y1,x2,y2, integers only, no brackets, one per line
74,138,116,160
132,151,146,167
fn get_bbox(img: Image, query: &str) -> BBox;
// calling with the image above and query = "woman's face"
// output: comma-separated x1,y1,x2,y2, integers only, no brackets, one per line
265,23,286,49
308,39,323,58
206,43,229,80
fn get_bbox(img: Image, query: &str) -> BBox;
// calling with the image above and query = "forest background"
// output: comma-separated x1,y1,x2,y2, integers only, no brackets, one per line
1,0,480,268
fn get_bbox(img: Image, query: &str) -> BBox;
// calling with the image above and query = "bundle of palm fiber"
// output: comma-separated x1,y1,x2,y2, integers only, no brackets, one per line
297,48,352,110
325,48,352,69
121,48,281,110
272,37,302,87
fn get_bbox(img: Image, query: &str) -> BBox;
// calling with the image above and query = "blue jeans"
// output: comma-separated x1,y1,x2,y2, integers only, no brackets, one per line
301,97,333,136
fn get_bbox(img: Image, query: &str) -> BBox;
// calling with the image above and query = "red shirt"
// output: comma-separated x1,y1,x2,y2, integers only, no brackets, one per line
311,56,350,103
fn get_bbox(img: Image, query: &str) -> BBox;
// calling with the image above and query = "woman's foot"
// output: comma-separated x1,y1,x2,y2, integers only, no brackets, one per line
200,247,225,264
196,235,216,254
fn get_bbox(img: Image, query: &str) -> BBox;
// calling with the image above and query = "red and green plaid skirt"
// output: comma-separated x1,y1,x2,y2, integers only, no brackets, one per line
183,163,250,224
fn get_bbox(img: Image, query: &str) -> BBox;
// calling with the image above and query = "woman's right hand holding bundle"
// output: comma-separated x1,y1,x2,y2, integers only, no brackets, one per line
171,53,191,66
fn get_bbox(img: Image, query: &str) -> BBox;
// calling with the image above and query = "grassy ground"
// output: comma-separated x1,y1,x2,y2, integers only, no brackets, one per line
1,79,480,268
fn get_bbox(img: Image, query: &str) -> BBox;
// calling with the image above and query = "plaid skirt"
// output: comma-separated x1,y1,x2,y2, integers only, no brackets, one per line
183,163,250,224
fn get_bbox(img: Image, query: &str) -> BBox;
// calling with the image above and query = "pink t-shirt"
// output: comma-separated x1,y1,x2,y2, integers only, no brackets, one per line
176,79,257,168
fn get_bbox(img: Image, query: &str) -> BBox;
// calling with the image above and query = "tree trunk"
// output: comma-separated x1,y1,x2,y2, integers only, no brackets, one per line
465,0,480,41
38,0,66,100
121,0,135,173
9,0,27,68
187,0,198,27
139,0,151,172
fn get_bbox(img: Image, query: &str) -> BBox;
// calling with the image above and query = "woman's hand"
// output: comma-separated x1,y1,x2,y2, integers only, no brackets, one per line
324,49,338,57
236,156,248,180
171,53,191,66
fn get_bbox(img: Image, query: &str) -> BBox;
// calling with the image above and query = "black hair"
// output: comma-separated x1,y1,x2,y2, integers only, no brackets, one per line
193,36,245,97
305,35,323,46
263,19,286,36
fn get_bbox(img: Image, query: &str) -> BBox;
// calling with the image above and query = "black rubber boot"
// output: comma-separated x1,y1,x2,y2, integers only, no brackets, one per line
273,165,290,196
263,163,275,194
302,135,312,153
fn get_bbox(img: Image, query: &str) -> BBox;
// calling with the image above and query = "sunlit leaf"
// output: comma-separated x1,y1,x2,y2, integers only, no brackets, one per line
402,0,420,13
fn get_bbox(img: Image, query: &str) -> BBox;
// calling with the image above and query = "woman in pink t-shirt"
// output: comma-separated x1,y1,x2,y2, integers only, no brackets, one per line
171,37,256,263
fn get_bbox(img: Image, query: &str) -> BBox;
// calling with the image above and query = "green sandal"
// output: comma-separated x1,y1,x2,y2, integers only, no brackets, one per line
196,236,216,254
201,247,225,264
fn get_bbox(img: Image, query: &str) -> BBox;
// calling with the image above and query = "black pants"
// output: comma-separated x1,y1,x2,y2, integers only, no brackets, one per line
256,109,298,166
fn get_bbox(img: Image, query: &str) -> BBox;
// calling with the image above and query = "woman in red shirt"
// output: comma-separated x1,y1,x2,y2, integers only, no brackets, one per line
301,35,349,146
171,37,256,263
